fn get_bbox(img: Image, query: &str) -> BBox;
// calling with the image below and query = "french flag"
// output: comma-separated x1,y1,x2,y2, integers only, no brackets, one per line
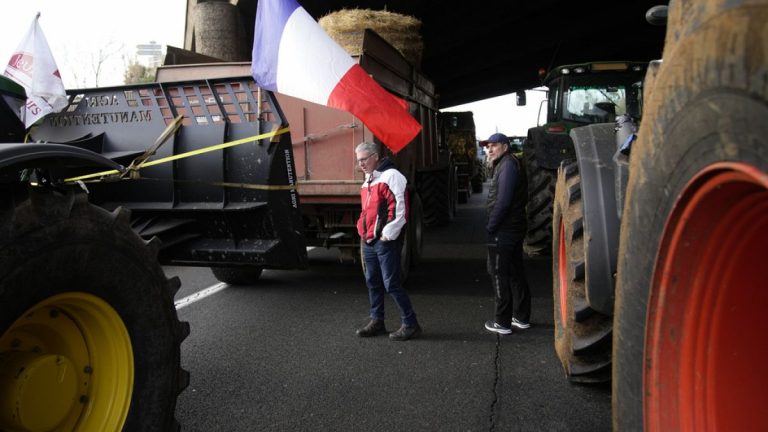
251,0,422,153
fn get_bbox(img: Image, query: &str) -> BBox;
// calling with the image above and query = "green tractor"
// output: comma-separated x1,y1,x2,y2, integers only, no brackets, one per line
521,61,646,255
0,72,305,430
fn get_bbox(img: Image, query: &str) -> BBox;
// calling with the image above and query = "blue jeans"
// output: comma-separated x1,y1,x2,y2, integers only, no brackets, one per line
362,238,417,327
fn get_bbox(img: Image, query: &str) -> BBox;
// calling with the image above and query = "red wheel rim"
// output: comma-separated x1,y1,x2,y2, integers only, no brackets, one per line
646,162,768,431
558,219,568,325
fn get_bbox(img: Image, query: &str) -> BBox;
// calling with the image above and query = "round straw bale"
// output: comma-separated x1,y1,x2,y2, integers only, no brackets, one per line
319,9,423,66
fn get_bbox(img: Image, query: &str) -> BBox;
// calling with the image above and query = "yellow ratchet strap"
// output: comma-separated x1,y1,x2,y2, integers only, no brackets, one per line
123,115,184,179
64,125,291,183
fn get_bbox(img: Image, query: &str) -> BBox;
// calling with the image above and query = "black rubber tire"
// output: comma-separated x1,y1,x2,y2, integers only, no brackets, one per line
399,228,411,283
613,2,768,429
450,163,458,219
0,189,188,432
419,163,456,227
211,267,264,285
471,175,484,194
523,138,556,256
552,162,611,384
457,189,469,204
409,190,424,268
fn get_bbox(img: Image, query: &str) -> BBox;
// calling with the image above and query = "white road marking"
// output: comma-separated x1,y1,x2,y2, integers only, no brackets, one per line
175,282,228,310
174,244,321,310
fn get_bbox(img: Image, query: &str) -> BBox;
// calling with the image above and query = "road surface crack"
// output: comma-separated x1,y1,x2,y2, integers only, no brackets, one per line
489,334,501,431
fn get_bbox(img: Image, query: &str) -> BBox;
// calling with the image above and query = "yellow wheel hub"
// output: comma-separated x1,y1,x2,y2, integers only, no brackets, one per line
0,293,133,431
0,353,78,430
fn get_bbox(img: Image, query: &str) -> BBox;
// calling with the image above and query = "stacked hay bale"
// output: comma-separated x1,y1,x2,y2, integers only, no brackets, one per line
319,9,424,67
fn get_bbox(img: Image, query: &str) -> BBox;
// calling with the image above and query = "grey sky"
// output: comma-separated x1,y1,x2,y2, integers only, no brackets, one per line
2,0,545,138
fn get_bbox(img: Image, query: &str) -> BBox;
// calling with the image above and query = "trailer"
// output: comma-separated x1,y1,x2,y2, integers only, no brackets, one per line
442,111,482,202
158,30,459,281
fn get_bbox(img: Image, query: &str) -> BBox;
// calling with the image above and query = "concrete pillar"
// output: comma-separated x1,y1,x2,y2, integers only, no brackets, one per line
193,1,246,61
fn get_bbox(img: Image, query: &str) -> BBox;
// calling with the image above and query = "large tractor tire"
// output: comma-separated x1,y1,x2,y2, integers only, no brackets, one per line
523,138,557,256
613,2,768,430
211,267,264,285
0,189,189,432
552,162,611,383
419,162,457,227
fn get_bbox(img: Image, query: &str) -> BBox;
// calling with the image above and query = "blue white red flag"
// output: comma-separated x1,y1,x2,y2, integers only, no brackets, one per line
250,0,421,153
4,13,68,129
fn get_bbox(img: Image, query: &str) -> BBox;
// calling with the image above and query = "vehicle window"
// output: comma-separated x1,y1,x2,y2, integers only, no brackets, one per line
563,84,626,122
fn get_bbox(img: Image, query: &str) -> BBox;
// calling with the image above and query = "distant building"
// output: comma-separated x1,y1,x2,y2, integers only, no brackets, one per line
136,41,163,68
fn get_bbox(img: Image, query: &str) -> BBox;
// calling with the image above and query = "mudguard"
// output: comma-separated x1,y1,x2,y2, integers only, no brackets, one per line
570,123,620,315
0,143,122,173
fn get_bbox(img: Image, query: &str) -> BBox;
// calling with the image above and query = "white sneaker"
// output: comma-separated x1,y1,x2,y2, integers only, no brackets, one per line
511,318,530,329
484,320,512,335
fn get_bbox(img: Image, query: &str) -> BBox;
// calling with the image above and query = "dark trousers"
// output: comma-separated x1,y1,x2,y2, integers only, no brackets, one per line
487,231,531,326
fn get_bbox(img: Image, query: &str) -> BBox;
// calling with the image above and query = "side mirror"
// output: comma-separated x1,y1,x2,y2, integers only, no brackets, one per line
645,5,668,26
516,90,527,106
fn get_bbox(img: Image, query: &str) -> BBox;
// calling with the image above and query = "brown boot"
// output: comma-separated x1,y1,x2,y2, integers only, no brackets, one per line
356,319,387,337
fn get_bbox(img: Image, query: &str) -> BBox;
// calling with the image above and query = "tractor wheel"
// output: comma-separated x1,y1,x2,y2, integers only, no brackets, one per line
0,189,188,432
211,267,264,285
523,139,556,256
613,2,768,430
552,162,611,383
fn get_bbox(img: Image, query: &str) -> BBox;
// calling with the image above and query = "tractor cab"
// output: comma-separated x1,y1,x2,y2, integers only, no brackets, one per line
540,61,646,133
521,61,647,256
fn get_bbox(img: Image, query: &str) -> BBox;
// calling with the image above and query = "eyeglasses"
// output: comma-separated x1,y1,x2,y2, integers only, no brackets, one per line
357,153,377,164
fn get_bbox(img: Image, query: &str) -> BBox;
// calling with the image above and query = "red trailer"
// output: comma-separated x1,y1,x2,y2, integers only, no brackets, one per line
157,30,457,280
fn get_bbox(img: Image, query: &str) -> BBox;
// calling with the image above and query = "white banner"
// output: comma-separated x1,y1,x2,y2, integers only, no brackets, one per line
4,13,68,128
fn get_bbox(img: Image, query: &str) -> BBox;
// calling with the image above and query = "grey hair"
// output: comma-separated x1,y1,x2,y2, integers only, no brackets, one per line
355,141,379,155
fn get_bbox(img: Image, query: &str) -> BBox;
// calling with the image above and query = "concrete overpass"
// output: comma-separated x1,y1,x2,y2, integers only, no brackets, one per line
181,0,667,108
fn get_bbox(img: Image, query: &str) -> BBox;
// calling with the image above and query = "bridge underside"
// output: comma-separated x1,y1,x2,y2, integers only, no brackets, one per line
182,0,666,108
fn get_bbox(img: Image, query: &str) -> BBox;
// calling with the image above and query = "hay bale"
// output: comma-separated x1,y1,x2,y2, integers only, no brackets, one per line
446,132,476,157
319,9,423,67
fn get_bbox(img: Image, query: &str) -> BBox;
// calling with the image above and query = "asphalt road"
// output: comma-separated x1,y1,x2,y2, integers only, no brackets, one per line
167,185,611,432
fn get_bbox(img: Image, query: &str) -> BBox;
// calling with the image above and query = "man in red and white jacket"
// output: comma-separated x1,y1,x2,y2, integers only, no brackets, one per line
355,141,421,341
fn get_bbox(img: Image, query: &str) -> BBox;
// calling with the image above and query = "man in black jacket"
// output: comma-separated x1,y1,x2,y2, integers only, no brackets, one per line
481,133,531,334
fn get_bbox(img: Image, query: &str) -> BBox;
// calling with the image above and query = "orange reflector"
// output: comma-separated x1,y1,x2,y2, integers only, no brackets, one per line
547,125,566,133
